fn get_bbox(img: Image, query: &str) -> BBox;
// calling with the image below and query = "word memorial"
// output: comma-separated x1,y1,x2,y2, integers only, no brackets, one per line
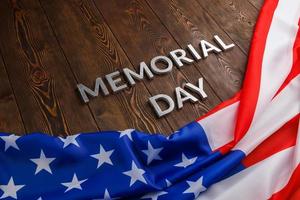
77,35,235,117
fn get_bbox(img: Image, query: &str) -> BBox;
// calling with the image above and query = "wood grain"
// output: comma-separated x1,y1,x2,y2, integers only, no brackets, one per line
39,0,172,134
146,0,246,101
197,0,259,54
0,0,98,135
0,53,25,133
247,0,264,10
94,0,222,131
0,0,263,135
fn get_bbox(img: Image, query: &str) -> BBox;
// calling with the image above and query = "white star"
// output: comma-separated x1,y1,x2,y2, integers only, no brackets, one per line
174,153,197,168
123,161,147,186
0,177,25,199
59,134,80,148
91,145,114,168
183,176,206,198
97,188,118,200
0,135,20,151
165,179,172,187
119,129,134,141
141,191,168,200
30,150,56,174
61,174,87,193
142,141,163,165
37,197,42,200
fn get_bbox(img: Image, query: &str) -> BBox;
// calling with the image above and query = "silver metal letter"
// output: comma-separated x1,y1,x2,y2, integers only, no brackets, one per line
150,56,173,74
77,77,109,103
185,78,208,99
175,87,198,109
169,49,194,67
200,40,222,58
123,62,154,86
187,44,202,60
214,35,235,50
149,94,175,118
105,71,128,93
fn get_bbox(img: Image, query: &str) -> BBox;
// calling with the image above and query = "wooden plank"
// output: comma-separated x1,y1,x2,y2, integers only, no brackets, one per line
39,0,172,133
0,0,98,135
196,0,259,54
146,0,246,101
247,0,264,10
94,0,222,131
0,54,25,134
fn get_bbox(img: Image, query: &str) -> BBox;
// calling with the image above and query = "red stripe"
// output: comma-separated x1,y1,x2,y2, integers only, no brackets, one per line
242,26,300,166
270,163,300,200
242,114,299,167
274,24,300,96
266,19,300,200
233,0,279,143
197,0,280,148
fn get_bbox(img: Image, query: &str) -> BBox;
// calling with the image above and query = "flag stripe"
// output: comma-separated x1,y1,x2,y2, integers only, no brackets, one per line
233,75,300,154
232,0,279,142
197,147,296,200
270,119,300,200
197,0,300,154
242,115,299,167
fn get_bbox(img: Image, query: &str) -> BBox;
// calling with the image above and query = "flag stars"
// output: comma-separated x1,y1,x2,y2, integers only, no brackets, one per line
98,189,118,200
91,145,114,168
141,191,168,200
30,150,56,175
142,141,163,165
119,129,134,141
0,134,20,151
61,174,87,193
174,153,197,168
0,177,25,199
123,161,147,186
183,176,206,198
59,134,80,148
165,179,172,187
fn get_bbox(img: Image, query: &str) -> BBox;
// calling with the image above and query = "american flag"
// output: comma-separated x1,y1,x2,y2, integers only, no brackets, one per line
0,0,299,199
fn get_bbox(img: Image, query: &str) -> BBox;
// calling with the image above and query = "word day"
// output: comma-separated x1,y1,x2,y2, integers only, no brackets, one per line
77,35,235,117
150,78,207,117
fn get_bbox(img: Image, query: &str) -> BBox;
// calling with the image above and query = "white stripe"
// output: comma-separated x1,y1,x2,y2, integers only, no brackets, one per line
197,102,238,151
234,75,300,154
198,0,300,151
251,0,300,122
197,147,297,200
199,74,299,152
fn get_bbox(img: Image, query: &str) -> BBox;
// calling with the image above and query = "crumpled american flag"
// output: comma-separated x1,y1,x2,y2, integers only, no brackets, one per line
0,0,299,199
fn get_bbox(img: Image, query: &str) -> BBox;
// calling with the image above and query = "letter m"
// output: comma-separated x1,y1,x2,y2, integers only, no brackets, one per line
77,78,108,103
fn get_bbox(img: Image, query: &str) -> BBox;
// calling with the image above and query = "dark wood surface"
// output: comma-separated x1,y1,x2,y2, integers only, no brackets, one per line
0,0,262,136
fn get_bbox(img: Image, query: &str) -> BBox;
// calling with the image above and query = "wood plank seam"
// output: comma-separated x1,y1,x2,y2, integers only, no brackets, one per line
93,0,223,132
247,0,262,10
195,1,249,55
90,0,175,132
144,0,245,101
195,0,259,55
144,0,224,102
39,0,171,134
0,48,26,134
38,0,102,132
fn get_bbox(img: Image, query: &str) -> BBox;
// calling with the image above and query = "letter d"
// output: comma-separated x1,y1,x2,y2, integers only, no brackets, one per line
149,94,175,118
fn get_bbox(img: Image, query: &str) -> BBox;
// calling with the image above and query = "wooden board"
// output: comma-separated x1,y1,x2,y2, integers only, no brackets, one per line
0,53,24,133
0,0,263,136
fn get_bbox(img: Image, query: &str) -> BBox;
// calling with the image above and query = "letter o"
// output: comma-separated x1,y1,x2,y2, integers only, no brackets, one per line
150,56,173,74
